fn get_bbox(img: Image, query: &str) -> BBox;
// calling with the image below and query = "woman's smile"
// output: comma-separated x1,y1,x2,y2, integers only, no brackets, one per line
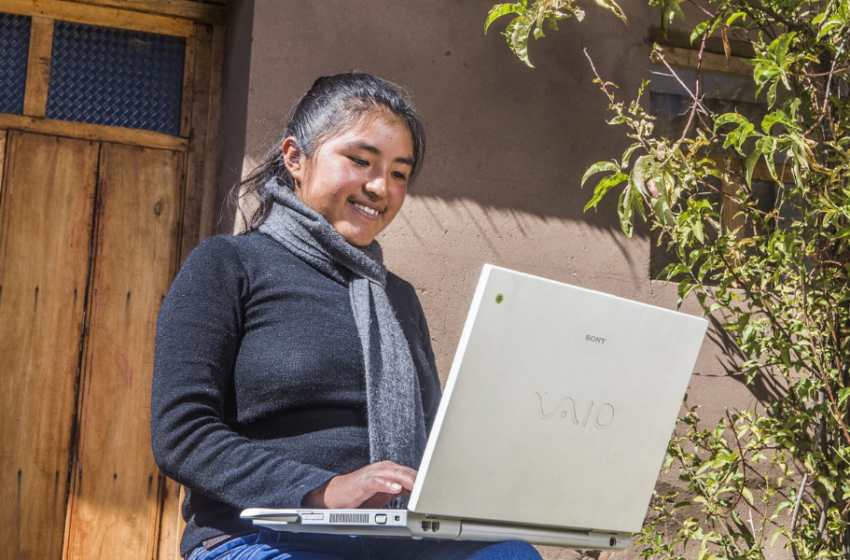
351,201,381,218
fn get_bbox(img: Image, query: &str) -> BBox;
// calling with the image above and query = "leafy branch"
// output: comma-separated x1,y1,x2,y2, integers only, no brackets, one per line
483,0,850,556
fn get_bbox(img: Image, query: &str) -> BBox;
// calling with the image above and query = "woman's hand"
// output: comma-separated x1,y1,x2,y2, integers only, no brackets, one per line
303,461,417,509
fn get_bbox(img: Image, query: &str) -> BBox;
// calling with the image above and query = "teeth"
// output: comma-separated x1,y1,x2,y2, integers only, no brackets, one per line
354,203,380,216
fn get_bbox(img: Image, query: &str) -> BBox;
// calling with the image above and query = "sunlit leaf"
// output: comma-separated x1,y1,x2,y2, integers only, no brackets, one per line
485,3,525,33
594,0,630,26
581,161,621,187
584,173,629,212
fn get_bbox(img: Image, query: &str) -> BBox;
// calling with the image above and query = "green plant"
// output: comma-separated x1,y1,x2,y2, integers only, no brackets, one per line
486,1,849,558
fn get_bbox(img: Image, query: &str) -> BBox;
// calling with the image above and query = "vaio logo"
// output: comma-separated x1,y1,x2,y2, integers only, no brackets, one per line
534,392,615,429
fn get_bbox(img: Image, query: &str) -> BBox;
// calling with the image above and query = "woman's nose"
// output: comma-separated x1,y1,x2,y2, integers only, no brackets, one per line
365,175,388,197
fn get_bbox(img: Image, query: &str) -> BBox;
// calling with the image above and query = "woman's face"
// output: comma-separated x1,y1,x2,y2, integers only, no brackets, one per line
284,112,415,247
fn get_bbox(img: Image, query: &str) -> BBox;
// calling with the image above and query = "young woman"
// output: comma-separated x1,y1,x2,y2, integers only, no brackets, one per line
151,73,543,560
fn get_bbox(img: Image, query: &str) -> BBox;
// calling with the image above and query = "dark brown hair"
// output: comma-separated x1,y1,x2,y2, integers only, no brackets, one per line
232,72,426,232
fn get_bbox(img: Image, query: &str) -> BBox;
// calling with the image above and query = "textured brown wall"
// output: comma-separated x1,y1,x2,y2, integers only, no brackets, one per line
217,1,761,557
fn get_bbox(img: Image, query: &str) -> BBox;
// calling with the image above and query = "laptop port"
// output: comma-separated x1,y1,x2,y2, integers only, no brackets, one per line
421,521,432,531
431,522,440,532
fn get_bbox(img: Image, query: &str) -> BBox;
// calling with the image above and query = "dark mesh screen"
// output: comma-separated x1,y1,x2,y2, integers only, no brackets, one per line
0,13,31,115
46,21,185,135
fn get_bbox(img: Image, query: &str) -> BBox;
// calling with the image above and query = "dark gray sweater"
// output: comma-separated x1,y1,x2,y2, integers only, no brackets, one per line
150,232,441,557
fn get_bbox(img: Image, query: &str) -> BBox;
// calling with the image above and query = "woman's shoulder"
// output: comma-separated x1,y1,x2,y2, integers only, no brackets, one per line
186,231,285,268
386,271,416,298
386,272,424,322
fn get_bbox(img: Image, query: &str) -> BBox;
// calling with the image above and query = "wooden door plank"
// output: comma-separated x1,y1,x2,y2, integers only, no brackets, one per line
0,0,194,37
179,29,197,138
0,131,7,201
198,23,226,242
22,17,55,118
67,0,227,25
65,143,184,560
0,114,189,152
155,478,182,560
0,131,100,560
179,22,213,263
719,159,746,236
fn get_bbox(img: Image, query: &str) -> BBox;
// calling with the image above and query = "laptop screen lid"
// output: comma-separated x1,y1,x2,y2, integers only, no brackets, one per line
408,265,707,534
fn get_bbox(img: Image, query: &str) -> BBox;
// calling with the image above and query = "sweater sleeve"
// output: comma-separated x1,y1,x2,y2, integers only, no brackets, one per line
150,236,336,509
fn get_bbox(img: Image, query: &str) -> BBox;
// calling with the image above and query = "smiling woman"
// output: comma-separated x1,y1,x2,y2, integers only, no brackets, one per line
150,73,543,560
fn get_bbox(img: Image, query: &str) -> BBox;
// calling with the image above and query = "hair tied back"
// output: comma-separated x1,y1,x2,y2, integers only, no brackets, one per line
311,75,331,90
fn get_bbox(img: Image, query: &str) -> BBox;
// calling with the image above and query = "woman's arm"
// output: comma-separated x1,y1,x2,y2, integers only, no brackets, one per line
150,236,337,509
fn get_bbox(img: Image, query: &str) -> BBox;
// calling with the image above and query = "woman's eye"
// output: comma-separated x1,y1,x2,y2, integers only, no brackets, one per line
392,171,408,181
349,156,369,166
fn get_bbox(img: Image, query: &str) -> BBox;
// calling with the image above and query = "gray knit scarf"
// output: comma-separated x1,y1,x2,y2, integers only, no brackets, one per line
259,179,427,500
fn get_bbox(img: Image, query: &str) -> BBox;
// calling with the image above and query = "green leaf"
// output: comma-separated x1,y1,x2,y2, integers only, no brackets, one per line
744,149,760,187
593,0,630,26
714,113,749,132
496,13,536,67
766,81,778,108
689,21,709,43
621,143,642,167
585,173,629,212
485,3,525,34
693,218,705,243
581,161,621,187
818,18,845,40
760,113,785,134
834,225,850,240
726,12,747,27
505,14,535,67
632,155,652,197
618,187,634,238
771,32,796,64
661,0,685,34
755,137,778,181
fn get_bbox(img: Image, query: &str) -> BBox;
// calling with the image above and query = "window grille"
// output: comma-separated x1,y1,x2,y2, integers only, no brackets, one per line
46,21,185,135
0,13,31,115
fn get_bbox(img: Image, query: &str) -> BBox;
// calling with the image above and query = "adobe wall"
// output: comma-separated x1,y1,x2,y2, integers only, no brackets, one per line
217,1,760,557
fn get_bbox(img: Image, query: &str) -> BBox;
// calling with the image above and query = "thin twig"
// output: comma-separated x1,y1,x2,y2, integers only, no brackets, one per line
676,34,709,148
822,41,845,145
719,410,748,516
582,47,616,105
582,47,653,155
685,0,716,19
793,66,850,77
789,398,826,559
653,46,711,115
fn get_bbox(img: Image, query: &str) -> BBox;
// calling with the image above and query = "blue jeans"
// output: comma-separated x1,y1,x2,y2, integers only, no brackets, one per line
186,530,543,560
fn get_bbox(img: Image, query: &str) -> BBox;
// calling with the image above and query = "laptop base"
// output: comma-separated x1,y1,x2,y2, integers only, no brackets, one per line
241,509,631,550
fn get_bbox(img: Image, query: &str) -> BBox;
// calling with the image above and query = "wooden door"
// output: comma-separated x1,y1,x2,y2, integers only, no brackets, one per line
0,1,227,559
65,144,184,560
0,132,99,559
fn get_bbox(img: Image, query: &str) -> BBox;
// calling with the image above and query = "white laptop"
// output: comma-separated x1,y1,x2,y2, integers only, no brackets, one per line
242,264,708,550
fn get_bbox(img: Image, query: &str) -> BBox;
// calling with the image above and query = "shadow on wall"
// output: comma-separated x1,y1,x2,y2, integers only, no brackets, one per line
391,194,643,275
220,0,660,238
701,313,788,404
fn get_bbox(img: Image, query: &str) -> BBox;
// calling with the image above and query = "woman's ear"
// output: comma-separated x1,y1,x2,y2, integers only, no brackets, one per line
282,137,305,185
